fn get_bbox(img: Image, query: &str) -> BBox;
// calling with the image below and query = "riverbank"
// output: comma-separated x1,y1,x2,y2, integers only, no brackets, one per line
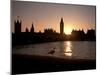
12,32,96,47
12,54,96,74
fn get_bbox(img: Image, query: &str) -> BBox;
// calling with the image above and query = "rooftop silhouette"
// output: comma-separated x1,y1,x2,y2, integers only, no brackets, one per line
12,17,96,46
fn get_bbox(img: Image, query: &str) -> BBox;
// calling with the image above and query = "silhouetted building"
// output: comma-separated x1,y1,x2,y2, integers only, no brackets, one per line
30,23,34,33
14,17,21,34
25,27,29,32
71,29,85,35
87,29,95,36
86,29,96,41
71,29,85,40
60,18,64,35
44,28,56,34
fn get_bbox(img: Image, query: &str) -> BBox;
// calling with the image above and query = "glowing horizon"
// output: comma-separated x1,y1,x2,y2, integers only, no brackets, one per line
11,1,96,34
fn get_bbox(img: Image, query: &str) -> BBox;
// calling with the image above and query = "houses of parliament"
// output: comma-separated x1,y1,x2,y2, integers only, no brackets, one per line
14,17,64,35
12,17,95,46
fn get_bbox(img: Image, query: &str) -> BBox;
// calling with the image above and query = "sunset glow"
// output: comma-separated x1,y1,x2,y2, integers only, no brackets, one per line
12,1,96,73
64,26,72,35
12,1,96,33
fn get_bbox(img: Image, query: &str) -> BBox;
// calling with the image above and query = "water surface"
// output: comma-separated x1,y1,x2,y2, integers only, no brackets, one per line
12,41,96,59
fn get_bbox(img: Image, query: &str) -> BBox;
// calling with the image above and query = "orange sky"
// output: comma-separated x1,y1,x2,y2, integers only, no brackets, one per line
12,1,96,34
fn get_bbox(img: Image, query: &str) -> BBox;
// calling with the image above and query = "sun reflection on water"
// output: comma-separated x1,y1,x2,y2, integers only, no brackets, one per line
64,41,72,57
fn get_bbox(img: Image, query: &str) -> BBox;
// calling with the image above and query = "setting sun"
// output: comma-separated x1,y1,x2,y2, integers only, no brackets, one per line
64,27,72,35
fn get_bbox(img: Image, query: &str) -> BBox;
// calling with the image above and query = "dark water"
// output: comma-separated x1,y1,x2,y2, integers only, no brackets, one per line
12,41,96,59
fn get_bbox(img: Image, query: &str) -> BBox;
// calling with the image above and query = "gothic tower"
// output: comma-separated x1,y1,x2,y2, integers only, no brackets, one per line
14,16,21,34
25,27,29,32
60,18,64,35
30,23,34,33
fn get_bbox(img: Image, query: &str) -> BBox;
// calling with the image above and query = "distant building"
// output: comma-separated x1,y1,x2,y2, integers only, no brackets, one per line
87,29,95,36
44,28,56,34
86,29,96,41
60,18,64,35
30,23,34,33
71,29,85,40
71,29,85,36
14,17,21,34
25,27,29,32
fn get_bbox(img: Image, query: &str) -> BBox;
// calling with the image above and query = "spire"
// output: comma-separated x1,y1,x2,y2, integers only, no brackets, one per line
26,27,29,32
14,16,22,33
61,17,63,22
30,22,34,33
60,17,64,35
60,17,64,24
16,16,21,23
